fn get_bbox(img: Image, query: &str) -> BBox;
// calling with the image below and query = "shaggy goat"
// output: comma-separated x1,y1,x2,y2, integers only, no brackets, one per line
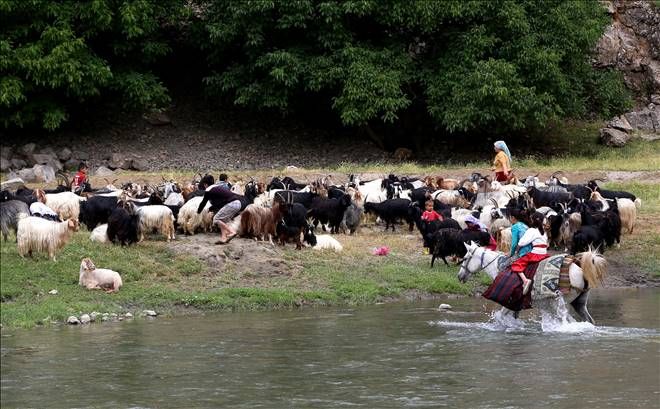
79,258,123,292
35,190,84,221
136,205,176,242
178,196,213,235
240,203,283,243
1,200,29,241
340,203,363,235
17,215,79,261
107,201,140,246
616,198,637,234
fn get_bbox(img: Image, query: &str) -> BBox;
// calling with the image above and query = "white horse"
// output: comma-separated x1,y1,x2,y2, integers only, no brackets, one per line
457,242,607,324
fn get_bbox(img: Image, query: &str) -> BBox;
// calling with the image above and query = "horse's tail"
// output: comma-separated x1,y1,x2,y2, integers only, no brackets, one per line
576,246,607,288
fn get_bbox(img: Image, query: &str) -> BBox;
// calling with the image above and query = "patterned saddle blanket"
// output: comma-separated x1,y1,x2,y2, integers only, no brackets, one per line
532,254,573,298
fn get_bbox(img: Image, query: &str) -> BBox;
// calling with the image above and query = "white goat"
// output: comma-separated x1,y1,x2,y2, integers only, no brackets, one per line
178,197,213,235
164,192,184,207
38,190,85,221
312,235,343,252
431,190,470,208
358,179,387,205
17,215,79,261
89,224,109,243
617,198,637,234
496,227,512,254
136,205,176,242
79,258,123,293
451,208,474,229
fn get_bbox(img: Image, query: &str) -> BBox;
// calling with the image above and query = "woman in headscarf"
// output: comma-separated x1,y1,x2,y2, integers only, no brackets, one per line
492,141,511,182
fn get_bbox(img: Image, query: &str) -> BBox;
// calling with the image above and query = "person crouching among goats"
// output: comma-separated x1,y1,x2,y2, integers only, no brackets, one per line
197,184,248,244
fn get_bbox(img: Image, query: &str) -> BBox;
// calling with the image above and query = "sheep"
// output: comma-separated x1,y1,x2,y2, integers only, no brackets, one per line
239,203,283,243
1,200,30,241
89,224,109,243
312,234,343,252
136,205,176,242
178,196,213,235
340,203,363,235
36,190,85,221
616,198,637,234
363,199,414,232
79,258,122,292
17,215,79,261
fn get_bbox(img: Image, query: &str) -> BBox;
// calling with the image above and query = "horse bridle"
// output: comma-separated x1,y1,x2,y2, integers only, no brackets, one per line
460,247,502,274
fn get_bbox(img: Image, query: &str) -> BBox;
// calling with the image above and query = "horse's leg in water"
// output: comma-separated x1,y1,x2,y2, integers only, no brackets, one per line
570,290,594,324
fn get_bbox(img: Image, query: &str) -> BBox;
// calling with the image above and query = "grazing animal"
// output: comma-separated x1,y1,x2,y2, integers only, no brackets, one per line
240,203,283,243
571,225,606,254
178,196,213,235
107,202,140,246
312,235,343,252
89,224,109,243
79,195,118,230
341,203,363,235
526,186,573,209
495,226,512,253
35,190,84,221
1,200,29,241
136,205,176,242
429,228,491,266
364,198,415,232
308,194,352,233
616,198,637,234
458,242,607,324
587,180,640,207
17,215,79,261
276,203,309,249
79,258,123,292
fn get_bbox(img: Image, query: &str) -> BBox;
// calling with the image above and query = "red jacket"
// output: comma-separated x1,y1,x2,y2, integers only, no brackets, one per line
422,210,443,222
72,171,87,188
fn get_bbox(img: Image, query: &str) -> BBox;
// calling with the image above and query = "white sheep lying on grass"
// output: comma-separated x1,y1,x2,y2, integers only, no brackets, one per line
17,214,79,261
89,224,109,243
312,234,343,252
79,258,123,293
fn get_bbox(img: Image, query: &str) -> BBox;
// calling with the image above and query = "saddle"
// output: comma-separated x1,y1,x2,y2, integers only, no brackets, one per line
483,255,574,311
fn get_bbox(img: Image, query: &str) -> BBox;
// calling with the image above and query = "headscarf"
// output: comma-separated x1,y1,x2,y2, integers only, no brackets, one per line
494,140,512,164
465,215,487,232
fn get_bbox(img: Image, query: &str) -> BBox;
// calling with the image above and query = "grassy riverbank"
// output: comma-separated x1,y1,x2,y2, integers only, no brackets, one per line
1,138,659,329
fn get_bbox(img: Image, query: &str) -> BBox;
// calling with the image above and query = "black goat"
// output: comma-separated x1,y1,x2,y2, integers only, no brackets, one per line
418,218,461,249
571,225,606,254
273,190,317,209
364,199,414,232
308,194,352,233
1,200,29,241
526,186,573,208
429,228,491,267
107,204,139,246
276,203,309,249
341,203,362,234
327,187,346,200
587,180,638,202
281,176,308,191
79,196,119,230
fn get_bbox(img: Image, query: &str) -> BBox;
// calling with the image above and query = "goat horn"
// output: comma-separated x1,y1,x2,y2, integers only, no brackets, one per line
112,178,118,184
551,170,563,178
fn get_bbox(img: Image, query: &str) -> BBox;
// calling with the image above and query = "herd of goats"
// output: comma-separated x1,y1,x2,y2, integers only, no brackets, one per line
0,171,641,266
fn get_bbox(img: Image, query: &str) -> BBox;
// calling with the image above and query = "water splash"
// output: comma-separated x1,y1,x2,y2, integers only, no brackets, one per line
539,297,595,333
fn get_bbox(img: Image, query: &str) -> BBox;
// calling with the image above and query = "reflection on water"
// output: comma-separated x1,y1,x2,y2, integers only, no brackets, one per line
1,289,659,408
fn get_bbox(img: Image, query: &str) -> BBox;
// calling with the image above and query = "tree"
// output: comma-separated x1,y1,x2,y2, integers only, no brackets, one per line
0,0,185,130
199,0,630,139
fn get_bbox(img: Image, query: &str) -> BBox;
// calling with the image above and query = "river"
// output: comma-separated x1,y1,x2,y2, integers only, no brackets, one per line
2,288,658,408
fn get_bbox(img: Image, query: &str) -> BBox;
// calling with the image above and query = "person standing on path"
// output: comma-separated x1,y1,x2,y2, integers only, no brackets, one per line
492,141,512,183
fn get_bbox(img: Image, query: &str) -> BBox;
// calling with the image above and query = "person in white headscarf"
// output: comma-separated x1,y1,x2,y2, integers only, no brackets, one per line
492,140,511,182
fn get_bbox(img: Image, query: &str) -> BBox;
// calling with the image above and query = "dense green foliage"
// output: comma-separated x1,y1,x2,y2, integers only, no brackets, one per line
1,0,632,135
0,0,184,130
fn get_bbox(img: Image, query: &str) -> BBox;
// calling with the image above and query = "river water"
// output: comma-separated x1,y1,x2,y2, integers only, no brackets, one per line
2,288,659,408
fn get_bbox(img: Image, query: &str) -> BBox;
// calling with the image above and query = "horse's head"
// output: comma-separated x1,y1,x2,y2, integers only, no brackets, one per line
457,241,480,283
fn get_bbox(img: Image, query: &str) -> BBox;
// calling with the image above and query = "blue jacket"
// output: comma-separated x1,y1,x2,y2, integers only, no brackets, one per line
510,221,532,257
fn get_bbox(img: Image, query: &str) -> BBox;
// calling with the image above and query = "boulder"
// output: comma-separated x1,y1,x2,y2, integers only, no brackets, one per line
57,147,72,161
31,153,58,165
0,146,12,159
47,159,63,171
63,159,78,171
131,158,149,171
94,166,115,177
19,143,36,157
143,112,172,126
107,153,131,170
0,157,10,172
607,115,633,132
80,314,91,324
39,147,57,157
625,108,656,131
0,178,26,191
33,164,56,183
73,151,89,161
66,316,81,325
10,158,27,169
17,168,38,183
601,127,632,147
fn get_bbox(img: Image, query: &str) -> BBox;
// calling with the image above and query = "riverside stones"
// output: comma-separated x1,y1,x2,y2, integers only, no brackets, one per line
601,127,632,147
67,316,81,325
33,164,56,183
57,147,72,161
80,314,91,324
